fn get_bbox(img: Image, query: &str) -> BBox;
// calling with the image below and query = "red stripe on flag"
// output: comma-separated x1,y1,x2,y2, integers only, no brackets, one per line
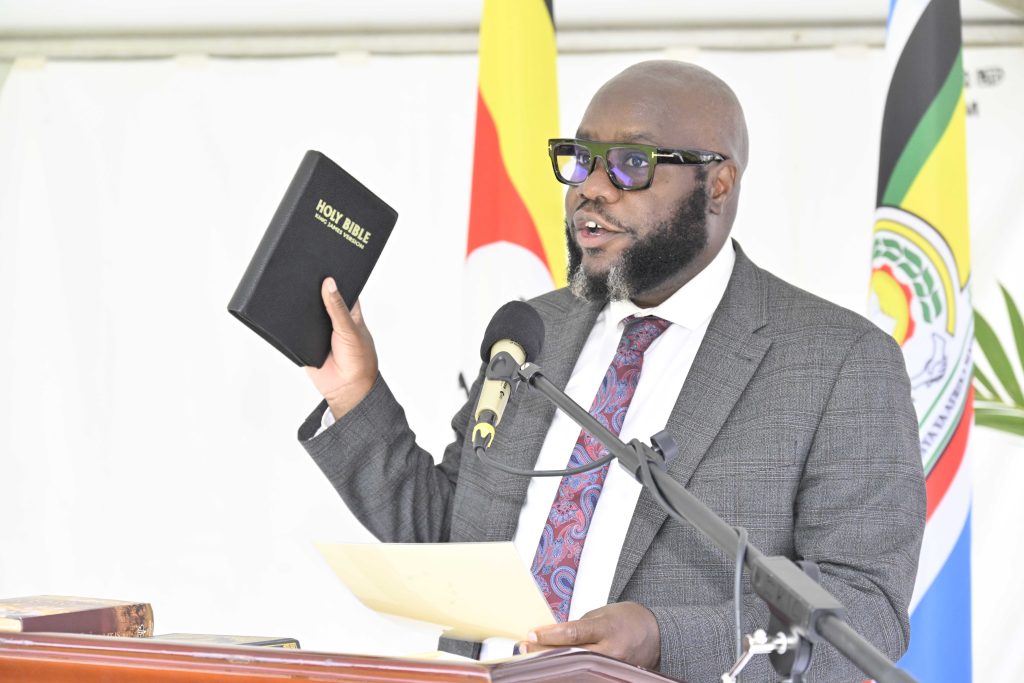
466,91,548,266
925,388,973,522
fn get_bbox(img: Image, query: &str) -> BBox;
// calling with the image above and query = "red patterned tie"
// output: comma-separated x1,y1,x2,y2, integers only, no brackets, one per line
530,315,671,622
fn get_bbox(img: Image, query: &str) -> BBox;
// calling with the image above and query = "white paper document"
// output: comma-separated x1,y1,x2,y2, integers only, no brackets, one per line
317,541,556,641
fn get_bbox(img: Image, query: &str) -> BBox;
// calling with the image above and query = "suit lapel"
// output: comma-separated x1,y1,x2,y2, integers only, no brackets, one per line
482,295,603,542
610,245,772,601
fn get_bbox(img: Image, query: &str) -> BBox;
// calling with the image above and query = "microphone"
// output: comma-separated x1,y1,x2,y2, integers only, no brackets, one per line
471,301,544,449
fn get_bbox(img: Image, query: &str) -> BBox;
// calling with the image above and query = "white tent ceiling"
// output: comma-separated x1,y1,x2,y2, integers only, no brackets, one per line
0,0,1020,59
0,0,1020,35
0,0,1015,34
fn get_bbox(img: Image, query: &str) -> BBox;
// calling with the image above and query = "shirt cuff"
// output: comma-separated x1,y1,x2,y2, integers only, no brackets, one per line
314,405,336,437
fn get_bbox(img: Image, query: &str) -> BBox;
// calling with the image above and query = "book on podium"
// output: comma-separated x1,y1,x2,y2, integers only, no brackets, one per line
0,595,153,638
0,631,678,682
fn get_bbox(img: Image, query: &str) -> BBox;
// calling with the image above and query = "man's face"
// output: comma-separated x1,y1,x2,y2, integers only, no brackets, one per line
562,79,717,304
566,170,708,302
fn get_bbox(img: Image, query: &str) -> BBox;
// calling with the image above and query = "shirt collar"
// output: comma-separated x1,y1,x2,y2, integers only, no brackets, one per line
606,240,736,331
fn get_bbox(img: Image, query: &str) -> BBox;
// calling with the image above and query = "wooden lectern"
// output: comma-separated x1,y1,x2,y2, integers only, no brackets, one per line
0,631,677,682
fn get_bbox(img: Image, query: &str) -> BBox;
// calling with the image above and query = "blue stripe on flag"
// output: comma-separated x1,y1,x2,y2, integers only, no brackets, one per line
900,510,973,682
887,0,898,27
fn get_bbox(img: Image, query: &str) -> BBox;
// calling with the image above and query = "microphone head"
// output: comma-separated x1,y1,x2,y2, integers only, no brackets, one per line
479,301,545,362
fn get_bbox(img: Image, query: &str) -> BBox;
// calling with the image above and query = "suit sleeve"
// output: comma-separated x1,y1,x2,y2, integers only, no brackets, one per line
298,372,479,543
650,327,926,683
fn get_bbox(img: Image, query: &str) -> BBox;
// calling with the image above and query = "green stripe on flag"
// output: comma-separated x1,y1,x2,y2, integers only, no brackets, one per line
876,0,962,204
925,396,967,475
882,51,964,206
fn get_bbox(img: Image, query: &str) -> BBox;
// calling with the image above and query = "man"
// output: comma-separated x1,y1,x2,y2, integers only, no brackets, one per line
298,61,925,682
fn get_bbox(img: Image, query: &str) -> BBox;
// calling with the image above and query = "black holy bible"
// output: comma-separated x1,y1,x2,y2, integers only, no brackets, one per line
229,151,397,367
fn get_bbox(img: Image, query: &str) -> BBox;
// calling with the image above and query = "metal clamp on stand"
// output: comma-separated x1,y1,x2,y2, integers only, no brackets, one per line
722,629,798,683
722,559,823,683
483,350,522,384
617,430,678,480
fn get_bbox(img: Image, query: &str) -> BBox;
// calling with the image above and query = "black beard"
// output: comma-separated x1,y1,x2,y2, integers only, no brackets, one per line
566,171,709,303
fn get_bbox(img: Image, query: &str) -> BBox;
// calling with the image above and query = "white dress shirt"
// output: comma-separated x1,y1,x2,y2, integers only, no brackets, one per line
479,242,736,658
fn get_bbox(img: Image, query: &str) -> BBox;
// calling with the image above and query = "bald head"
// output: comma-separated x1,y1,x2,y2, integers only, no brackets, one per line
574,60,748,240
592,60,749,171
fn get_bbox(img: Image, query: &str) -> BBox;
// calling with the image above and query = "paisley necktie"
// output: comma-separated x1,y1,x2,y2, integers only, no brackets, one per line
530,315,671,622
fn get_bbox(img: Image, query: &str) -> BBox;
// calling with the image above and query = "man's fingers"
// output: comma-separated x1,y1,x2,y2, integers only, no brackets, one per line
529,618,601,647
321,278,355,334
517,640,559,655
524,605,658,670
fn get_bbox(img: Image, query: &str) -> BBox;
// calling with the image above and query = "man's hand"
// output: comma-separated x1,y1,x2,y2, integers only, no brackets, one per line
520,602,661,670
304,277,378,420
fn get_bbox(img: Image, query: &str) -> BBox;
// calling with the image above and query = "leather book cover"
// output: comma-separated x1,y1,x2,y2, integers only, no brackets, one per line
228,150,398,367
0,595,154,637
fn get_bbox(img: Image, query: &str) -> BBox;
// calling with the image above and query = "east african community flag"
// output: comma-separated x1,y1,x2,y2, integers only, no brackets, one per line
868,0,973,681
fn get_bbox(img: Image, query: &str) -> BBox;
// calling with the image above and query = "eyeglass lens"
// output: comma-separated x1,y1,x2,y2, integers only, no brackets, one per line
552,142,652,189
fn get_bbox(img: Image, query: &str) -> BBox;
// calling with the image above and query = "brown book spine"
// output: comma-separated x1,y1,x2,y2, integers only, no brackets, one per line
16,603,153,638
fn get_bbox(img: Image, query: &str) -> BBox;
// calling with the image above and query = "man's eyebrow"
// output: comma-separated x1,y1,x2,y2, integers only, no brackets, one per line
574,130,659,145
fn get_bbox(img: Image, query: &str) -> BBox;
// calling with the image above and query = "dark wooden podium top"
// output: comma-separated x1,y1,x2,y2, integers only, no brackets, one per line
0,631,678,682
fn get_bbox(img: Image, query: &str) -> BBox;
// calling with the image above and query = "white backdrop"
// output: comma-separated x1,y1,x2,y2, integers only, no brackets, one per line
0,45,1022,678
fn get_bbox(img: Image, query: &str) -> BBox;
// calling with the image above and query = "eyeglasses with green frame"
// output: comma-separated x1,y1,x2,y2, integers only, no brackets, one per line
548,138,727,191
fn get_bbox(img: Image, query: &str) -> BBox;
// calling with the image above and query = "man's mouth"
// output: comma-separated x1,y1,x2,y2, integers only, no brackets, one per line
573,215,625,247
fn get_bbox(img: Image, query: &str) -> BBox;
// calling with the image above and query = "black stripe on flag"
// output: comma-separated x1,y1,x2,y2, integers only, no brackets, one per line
877,0,962,205
544,0,554,27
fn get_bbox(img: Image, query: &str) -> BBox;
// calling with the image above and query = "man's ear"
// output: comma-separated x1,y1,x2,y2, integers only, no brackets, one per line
707,161,738,215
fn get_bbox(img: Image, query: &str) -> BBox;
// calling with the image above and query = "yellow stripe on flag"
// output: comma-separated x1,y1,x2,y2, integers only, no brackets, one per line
478,0,565,286
900,93,972,289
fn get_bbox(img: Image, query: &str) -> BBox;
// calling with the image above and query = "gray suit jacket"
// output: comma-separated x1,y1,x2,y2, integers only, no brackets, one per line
300,244,925,683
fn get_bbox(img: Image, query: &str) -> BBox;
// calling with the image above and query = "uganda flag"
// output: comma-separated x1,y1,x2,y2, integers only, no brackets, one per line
461,0,564,383
868,1,973,681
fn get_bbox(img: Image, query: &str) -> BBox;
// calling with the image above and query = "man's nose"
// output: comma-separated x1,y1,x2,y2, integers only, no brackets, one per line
577,156,621,202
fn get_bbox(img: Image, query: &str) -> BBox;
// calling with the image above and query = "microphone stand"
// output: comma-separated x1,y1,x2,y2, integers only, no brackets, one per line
488,354,917,683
